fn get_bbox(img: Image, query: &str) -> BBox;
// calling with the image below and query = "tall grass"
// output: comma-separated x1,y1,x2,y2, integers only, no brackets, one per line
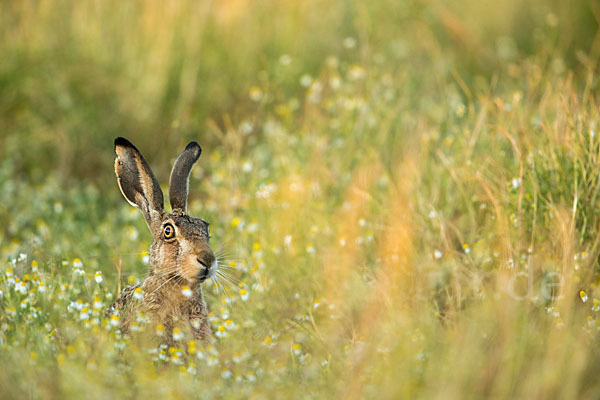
1,0,600,398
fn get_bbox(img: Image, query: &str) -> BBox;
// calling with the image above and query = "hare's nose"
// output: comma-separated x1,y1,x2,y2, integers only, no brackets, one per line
197,253,216,270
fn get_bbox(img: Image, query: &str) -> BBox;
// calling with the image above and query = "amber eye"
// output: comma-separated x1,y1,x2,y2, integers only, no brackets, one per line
163,224,175,240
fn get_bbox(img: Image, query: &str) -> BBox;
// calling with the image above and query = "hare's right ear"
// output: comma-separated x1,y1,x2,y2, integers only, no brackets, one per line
114,137,164,233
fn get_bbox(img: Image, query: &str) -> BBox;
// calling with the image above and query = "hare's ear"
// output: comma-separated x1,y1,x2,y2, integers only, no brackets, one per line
114,137,165,232
169,141,202,212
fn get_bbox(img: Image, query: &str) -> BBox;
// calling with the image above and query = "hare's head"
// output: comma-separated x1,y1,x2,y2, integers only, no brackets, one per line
114,137,216,284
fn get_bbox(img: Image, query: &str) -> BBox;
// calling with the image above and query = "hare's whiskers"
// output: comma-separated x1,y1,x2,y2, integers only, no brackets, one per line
147,272,181,297
216,270,239,291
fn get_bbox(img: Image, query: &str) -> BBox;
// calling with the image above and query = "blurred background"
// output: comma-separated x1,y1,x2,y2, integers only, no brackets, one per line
2,0,600,399
1,0,597,183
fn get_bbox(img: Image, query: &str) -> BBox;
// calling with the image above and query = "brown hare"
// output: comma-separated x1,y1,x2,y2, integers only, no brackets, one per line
106,137,216,344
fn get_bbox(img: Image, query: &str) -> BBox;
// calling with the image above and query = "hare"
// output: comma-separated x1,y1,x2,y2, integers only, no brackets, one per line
106,137,216,344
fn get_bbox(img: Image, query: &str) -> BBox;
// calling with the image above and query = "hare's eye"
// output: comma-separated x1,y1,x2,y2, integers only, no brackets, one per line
163,224,175,240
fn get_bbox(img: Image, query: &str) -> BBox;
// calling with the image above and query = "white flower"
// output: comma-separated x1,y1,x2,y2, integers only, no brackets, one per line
279,54,292,65
206,356,219,367
16,281,27,294
133,287,144,300
343,37,357,49
300,74,312,88
94,271,103,283
181,286,193,298
173,328,184,341
221,370,232,379
242,161,253,173
190,318,201,329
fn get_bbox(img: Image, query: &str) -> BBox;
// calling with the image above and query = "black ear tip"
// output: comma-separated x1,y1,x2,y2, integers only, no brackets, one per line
115,137,136,149
185,141,202,158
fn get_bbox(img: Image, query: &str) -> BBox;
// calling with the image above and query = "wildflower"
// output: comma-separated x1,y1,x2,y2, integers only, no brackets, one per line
130,322,140,332
284,235,293,247
110,315,120,327
7,307,16,318
593,299,600,312
16,281,27,295
299,353,311,364
249,86,263,102
463,243,470,254
156,324,164,336
94,271,103,283
224,319,235,330
580,290,589,303
80,307,90,320
141,251,149,264
313,298,322,309
172,328,184,341
434,250,443,259
343,37,357,49
300,74,312,88
73,258,83,268
292,344,302,356
136,312,149,324
128,227,138,241
206,356,219,367
215,325,227,338
187,340,197,355
133,287,144,300
31,260,39,273
20,299,28,309
190,318,202,329
306,244,315,255
279,54,292,65
263,336,273,347
240,289,249,301
221,370,232,379
181,286,193,298
38,281,46,293
242,161,253,173
93,297,103,310
348,65,366,80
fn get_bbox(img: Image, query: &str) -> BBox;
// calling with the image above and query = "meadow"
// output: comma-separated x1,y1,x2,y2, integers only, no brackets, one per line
1,0,600,398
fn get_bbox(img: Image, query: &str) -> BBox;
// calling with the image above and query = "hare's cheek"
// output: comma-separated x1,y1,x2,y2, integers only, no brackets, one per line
180,262,199,283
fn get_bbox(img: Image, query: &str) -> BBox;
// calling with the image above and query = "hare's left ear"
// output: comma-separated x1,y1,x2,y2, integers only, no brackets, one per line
169,141,202,212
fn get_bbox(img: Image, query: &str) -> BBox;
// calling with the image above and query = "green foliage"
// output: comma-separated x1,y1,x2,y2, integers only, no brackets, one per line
2,0,600,398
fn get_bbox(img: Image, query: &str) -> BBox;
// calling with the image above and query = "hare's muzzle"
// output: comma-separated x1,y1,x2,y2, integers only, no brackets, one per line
197,253,216,283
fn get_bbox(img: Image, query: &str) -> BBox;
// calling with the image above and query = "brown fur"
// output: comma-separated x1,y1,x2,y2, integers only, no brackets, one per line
107,138,215,345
